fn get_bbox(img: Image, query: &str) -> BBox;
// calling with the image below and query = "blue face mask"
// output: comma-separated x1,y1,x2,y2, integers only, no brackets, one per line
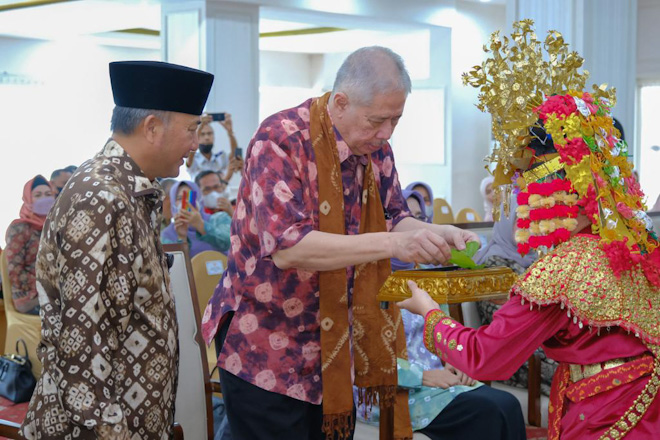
425,204,434,218
32,197,55,216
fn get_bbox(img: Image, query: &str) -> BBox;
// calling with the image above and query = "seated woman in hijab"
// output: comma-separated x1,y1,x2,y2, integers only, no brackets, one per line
356,189,526,440
405,181,434,222
4,175,55,314
161,180,231,257
480,176,495,222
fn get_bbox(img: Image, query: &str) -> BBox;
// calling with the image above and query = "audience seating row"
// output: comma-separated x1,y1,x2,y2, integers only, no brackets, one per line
432,198,483,224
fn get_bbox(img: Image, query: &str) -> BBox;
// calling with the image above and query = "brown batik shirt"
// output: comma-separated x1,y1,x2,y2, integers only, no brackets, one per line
20,140,178,440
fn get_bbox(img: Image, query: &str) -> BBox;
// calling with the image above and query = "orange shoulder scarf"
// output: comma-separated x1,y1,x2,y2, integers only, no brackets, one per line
310,92,412,440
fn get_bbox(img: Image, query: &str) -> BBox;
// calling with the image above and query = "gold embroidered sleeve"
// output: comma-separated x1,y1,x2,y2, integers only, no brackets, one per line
424,309,448,355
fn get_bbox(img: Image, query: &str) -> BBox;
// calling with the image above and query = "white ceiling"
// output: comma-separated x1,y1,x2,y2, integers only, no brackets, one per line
0,0,502,52
459,0,506,4
0,1,161,41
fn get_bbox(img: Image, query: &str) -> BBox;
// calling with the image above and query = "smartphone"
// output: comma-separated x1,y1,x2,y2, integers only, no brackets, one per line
180,189,196,212
235,147,243,159
210,112,226,122
181,189,190,211
189,190,197,209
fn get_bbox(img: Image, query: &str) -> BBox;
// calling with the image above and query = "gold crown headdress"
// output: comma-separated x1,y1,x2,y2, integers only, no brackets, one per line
463,20,660,288
463,20,614,199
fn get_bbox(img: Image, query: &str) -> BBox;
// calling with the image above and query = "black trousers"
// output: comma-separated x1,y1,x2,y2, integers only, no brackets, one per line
418,385,527,440
215,313,355,440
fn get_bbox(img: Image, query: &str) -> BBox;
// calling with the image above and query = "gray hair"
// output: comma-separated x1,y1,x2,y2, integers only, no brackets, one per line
111,106,170,135
331,46,411,106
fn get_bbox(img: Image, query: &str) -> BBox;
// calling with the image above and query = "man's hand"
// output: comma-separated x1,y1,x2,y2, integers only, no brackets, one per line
391,218,480,258
433,224,480,252
422,369,460,389
200,113,213,125
396,280,440,318
216,197,234,216
390,229,452,265
228,156,244,174
444,363,477,386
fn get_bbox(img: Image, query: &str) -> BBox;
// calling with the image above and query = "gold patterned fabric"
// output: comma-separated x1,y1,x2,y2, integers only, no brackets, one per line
20,140,178,440
514,234,660,345
423,310,447,357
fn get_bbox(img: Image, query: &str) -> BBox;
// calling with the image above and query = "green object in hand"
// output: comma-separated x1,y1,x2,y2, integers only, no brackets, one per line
449,241,485,269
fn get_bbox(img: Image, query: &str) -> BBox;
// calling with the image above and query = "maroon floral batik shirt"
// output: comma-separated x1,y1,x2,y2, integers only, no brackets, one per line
201,98,410,404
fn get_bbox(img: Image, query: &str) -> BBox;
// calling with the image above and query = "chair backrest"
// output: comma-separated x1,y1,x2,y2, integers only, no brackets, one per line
0,253,42,379
0,254,16,314
432,198,454,224
190,251,227,317
455,208,482,223
0,420,21,439
163,244,213,440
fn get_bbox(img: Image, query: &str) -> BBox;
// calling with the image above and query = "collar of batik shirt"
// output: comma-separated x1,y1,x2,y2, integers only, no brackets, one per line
101,138,164,202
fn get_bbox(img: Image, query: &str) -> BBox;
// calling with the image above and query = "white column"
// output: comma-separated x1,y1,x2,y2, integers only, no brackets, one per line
161,0,260,156
506,0,637,147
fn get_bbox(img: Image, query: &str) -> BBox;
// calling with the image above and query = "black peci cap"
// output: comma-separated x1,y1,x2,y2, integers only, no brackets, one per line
110,61,214,115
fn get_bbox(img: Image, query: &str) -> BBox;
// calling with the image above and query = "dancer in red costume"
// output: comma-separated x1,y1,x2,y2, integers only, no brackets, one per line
399,21,660,440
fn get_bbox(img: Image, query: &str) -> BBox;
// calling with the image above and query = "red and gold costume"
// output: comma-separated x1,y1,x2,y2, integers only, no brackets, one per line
424,234,659,439
422,21,660,439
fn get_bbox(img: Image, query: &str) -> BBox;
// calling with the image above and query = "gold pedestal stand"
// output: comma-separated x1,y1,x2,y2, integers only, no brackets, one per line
377,266,518,304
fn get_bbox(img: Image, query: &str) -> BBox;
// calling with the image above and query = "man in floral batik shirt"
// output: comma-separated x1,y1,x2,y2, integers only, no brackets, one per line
201,46,478,440
20,61,213,440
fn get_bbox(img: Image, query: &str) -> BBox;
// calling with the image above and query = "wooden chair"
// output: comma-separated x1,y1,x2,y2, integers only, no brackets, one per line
190,251,227,381
164,244,217,440
0,300,6,354
455,208,482,223
432,198,454,224
0,253,42,379
0,420,20,438
173,423,184,440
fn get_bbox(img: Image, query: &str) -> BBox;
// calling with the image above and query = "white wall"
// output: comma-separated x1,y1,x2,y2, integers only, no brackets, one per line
637,0,660,82
637,0,660,207
450,1,506,217
259,51,319,120
0,36,158,247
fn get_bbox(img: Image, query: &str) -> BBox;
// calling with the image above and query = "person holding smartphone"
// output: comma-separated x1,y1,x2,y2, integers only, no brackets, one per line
186,111,244,182
160,180,231,257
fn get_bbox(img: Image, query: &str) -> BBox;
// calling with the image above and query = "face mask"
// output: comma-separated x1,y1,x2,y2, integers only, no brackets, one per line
199,144,214,154
202,191,221,208
32,197,55,216
425,204,434,218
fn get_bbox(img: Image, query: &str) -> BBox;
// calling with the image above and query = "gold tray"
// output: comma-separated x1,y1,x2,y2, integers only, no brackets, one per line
377,266,518,304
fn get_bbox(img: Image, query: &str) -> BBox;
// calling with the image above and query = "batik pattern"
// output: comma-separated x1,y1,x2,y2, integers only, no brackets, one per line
20,140,178,440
